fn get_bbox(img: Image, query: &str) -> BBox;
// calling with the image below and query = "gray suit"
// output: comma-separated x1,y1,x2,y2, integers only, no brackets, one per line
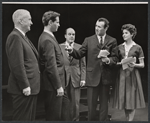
38,31,66,121
60,42,86,121
70,34,118,121
5,28,40,120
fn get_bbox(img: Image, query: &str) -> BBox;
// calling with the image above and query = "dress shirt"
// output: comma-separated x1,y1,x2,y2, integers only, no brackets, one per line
15,27,25,36
44,29,55,37
122,41,136,58
97,33,106,44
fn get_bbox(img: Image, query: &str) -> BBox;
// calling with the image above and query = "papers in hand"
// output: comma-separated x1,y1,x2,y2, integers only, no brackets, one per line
121,57,136,70
97,50,110,58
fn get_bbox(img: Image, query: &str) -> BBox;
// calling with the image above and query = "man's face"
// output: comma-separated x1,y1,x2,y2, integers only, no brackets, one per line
65,28,75,44
51,16,60,32
95,21,107,36
20,13,33,32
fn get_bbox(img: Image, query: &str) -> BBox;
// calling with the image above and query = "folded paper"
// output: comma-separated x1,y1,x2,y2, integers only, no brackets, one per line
121,57,136,70
97,50,110,58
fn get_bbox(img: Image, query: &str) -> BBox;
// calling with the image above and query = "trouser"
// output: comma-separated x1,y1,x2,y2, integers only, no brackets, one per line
66,81,80,121
11,94,37,121
87,82,109,121
44,90,62,121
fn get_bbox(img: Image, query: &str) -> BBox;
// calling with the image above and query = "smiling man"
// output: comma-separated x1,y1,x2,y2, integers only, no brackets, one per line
5,9,40,121
67,18,118,121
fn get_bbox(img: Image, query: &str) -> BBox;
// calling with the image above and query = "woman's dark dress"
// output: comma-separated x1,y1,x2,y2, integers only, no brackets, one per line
113,42,145,110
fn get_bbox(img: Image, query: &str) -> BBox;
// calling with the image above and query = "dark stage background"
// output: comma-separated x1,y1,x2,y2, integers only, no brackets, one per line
2,3,148,118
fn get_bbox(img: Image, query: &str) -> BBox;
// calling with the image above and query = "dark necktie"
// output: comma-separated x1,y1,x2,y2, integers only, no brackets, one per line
99,36,103,46
67,43,73,62
24,35,38,57
25,35,35,49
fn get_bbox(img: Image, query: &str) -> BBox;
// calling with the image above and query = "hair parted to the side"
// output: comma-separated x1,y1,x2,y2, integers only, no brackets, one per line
97,17,109,29
42,11,60,26
121,24,137,39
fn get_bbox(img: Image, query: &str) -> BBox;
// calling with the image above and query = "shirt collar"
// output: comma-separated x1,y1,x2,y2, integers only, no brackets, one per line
44,29,54,37
97,33,106,42
65,41,74,47
122,41,136,47
15,27,25,36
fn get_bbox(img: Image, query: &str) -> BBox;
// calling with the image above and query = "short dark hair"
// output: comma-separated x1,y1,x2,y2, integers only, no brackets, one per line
121,24,137,39
97,17,109,28
42,11,60,26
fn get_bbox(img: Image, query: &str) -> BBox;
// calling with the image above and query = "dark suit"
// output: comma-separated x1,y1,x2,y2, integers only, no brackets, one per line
38,31,66,120
5,28,40,120
71,34,118,121
60,42,86,121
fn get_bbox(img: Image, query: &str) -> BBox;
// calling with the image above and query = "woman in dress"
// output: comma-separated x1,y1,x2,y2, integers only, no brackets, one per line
113,24,146,121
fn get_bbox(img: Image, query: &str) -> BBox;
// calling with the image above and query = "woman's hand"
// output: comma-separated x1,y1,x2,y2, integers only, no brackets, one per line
117,62,122,65
128,62,135,68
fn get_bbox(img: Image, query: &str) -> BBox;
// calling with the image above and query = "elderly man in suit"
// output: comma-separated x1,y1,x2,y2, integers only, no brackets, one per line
67,18,118,121
60,28,86,121
5,9,40,120
38,10,69,121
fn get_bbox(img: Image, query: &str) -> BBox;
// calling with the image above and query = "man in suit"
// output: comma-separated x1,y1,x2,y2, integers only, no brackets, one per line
67,18,118,121
38,10,68,121
60,28,86,121
5,9,40,120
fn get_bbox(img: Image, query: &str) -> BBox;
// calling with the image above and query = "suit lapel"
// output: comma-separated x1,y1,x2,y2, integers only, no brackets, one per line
93,35,101,49
102,35,109,49
44,32,63,55
23,35,39,59
14,29,39,59
60,43,70,61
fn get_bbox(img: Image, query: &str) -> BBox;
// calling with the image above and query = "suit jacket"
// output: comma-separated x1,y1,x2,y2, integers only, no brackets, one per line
38,32,65,91
71,34,118,86
5,28,40,95
60,42,86,88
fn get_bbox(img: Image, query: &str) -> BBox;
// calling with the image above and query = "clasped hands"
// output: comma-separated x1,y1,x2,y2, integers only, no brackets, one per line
101,56,110,64
97,49,110,64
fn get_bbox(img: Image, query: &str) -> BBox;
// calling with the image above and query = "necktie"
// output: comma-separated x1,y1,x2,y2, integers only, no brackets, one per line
67,43,73,62
24,35,30,43
99,36,103,46
24,35,38,56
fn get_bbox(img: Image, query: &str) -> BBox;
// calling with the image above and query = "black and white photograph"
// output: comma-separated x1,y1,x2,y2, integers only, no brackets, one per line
2,2,148,121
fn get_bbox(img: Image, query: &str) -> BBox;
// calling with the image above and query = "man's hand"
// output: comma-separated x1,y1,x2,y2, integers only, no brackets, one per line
80,80,86,87
65,44,73,54
101,57,110,64
23,87,31,96
57,87,64,96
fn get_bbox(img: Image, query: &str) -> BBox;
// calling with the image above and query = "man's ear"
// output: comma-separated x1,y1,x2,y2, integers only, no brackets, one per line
48,20,53,25
19,18,23,25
